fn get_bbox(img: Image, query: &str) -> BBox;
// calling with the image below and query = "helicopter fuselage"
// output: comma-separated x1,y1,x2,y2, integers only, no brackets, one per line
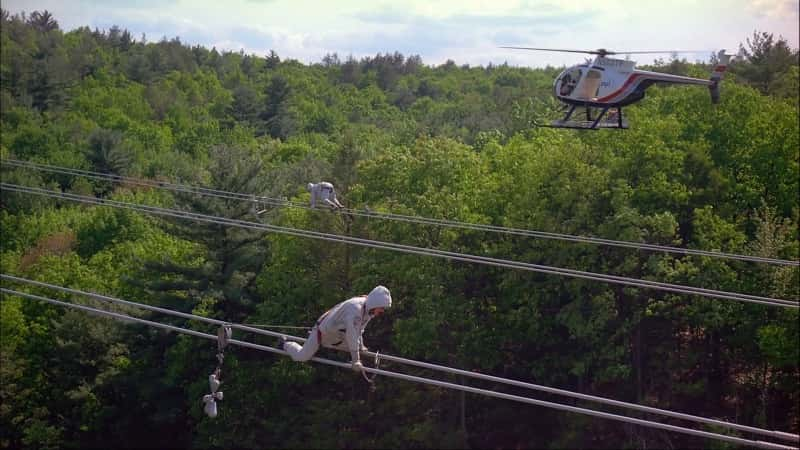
553,56,715,108
500,46,730,129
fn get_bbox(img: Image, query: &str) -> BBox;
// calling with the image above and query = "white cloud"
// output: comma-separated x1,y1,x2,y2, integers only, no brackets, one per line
2,0,797,67
746,0,799,19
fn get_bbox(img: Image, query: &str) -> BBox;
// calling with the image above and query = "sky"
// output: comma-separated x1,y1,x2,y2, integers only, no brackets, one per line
4,0,799,68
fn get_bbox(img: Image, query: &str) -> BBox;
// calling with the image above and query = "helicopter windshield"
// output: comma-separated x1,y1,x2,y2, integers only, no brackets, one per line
558,67,583,96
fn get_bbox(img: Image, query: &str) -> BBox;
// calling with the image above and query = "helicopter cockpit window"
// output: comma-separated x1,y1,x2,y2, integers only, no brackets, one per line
559,68,583,96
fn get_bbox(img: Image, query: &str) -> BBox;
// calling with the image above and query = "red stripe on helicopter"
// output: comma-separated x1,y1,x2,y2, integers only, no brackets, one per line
596,73,643,102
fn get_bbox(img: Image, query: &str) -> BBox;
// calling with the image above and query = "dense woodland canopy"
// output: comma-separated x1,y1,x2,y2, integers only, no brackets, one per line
0,9,798,449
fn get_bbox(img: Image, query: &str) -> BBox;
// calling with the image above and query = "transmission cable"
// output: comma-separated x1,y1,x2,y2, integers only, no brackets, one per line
3,274,797,443
1,286,796,450
4,158,796,267
2,183,797,308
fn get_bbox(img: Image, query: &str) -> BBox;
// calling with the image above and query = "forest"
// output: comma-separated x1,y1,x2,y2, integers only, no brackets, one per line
0,9,798,449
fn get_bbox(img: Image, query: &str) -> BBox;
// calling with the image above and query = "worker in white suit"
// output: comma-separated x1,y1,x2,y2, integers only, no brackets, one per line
307,182,344,209
282,285,392,372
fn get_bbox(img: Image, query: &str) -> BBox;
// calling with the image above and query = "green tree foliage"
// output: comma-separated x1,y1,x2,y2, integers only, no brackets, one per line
733,31,799,98
1,11,798,448
27,11,59,33
132,145,270,320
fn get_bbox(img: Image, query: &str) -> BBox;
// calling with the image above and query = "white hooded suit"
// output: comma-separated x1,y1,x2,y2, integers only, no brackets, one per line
284,286,392,365
307,182,343,209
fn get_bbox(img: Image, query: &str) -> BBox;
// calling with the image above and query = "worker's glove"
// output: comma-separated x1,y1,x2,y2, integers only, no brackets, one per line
351,361,364,372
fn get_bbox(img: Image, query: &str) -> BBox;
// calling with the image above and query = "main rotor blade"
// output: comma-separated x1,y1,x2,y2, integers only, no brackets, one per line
500,46,601,55
501,47,713,56
619,50,711,54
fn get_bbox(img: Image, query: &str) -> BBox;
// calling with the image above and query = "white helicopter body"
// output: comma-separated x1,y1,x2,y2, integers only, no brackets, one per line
504,47,732,129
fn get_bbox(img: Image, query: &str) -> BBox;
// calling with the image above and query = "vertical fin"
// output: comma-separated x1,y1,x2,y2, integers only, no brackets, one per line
709,50,730,103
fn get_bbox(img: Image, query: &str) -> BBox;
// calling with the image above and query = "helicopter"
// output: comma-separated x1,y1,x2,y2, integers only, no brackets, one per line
501,47,732,130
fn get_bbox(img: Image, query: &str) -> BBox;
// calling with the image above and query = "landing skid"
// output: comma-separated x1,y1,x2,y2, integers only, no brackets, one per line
550,119,629,130
538,104,628,130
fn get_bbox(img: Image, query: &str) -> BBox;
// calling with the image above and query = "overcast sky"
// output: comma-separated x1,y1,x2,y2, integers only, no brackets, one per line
4,0,799,68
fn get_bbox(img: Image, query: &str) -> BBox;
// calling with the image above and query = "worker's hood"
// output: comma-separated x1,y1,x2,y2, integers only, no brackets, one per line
365,285,391,311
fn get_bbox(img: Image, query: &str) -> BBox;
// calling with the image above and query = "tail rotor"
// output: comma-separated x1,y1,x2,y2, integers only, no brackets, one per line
709,49,732,103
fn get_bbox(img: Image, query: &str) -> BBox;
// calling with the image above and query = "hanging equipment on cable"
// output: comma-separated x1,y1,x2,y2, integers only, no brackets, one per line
203,324,232,418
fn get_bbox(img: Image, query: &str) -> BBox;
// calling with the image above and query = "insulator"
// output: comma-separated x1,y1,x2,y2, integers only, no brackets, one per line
217,325,232,351
203,398,218,418
209,374,221,393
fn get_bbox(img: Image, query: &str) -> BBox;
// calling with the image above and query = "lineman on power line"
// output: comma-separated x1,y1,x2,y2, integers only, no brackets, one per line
281,286,392,373
307,182,344,210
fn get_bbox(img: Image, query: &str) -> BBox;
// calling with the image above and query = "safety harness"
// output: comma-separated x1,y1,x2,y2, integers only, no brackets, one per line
257,298,382,386
315,300,380,384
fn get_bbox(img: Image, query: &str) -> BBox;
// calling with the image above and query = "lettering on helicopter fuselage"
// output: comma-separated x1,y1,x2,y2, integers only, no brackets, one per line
597,57,635,70
597,57,624,67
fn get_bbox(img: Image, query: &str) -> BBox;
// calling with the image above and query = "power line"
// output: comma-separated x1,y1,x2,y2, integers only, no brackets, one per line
2,182,797,307
4,158,796,267
3,273,796,443
1,286,795,450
